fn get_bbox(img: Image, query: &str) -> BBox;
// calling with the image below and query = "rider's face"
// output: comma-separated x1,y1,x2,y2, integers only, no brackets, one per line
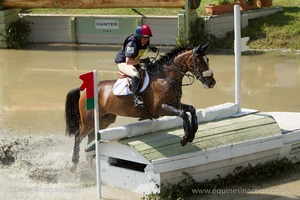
141,37,150,45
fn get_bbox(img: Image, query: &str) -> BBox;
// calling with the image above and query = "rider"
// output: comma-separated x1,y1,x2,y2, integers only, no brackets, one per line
115,24,157,107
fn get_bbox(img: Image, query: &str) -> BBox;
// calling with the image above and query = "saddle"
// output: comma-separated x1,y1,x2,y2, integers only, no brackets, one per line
113,69,150,96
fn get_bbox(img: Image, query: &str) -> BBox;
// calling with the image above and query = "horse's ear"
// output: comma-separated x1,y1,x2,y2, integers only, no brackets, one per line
202,43,209,51
193,43,209,55
193,44,202,55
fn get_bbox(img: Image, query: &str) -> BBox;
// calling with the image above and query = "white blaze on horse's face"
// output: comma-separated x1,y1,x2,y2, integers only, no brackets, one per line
200,55,215,89
202,56,214,77
191,44,216,89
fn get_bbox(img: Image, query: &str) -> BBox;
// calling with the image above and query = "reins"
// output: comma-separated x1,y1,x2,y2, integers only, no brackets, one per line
182,73,195,86
162,65,195,86
145,47,204,86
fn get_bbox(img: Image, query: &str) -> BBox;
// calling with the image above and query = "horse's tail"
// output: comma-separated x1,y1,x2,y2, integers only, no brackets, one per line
65,88,81,136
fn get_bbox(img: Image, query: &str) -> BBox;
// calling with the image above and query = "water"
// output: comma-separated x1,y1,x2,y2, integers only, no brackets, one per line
0,44,300,199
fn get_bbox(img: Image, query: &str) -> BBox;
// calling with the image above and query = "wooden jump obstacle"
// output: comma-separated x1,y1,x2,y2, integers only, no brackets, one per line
85,103,300,193
1,0,200,9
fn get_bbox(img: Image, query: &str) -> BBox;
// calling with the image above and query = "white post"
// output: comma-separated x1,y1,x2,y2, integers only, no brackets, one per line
184,0,190,42
234,5,241,113
93,70,101,199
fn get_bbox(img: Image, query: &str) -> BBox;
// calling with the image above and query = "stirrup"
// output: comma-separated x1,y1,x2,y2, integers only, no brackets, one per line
134,96,144,107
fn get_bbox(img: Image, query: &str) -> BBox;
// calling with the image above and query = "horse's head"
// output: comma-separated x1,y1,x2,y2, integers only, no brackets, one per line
188,44,216,88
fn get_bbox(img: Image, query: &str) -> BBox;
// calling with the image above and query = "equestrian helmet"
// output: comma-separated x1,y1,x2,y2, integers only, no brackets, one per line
135,24,153,38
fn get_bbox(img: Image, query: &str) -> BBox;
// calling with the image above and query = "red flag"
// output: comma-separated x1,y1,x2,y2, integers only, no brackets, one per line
79,72,94,110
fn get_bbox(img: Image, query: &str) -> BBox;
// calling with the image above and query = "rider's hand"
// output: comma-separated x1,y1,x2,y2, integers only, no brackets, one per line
140,57,150,63
149,46,158,53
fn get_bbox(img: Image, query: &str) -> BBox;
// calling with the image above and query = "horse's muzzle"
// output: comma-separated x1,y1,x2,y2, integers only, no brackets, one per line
200,77,216,89
208,78,216,88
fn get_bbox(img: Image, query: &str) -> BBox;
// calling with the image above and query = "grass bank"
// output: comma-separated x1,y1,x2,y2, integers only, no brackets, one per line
25,0,300,50
243,0,300,49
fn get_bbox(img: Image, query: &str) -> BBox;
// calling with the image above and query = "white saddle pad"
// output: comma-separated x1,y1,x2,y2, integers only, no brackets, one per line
113,72,149,96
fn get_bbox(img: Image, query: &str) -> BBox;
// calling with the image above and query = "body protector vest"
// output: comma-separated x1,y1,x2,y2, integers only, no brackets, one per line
115,35,148,64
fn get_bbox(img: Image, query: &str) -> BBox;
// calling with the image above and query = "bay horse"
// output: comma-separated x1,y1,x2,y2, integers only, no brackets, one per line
65,43,216,164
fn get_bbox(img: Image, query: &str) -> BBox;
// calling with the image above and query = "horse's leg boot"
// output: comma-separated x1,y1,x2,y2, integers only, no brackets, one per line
131,76,144,107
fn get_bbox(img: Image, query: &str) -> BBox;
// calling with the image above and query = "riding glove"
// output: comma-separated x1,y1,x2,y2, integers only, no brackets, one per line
149,46,158,53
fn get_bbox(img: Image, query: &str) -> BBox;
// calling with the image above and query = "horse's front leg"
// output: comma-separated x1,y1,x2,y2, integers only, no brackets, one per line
180,103,198,133
161,103,194,146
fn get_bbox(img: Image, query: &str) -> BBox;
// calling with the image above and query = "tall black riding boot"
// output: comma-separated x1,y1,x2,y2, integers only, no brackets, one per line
131,76,144,107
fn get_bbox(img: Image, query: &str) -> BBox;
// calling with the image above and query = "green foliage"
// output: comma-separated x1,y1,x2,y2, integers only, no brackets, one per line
246,0,255,6
176,18,212,47
187,18,209,46
188,1,300,50
242,7,300,49
143,172,198,200
143,158,300,200
183,18,234,51
25,8,181,16
1,16,30,49
217,0,236,5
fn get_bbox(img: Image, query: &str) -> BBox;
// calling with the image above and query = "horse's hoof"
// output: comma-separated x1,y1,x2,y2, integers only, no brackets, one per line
181,136,188,146
181,134,195,146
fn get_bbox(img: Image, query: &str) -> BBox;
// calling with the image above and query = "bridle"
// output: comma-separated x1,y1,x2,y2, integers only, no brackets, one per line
163,53,214,86
193,56,214,84
191,46,214,80
146,46,214,86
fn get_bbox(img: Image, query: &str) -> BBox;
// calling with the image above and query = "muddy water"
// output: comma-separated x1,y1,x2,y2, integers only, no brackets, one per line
0,44,300,200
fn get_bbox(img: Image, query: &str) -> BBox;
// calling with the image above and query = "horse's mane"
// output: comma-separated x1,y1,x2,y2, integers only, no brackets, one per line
146,46,192,74
155,45,192,66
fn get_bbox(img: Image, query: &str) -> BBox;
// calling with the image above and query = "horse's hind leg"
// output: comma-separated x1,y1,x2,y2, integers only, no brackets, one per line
88,130,95,144
86,114,117,143
72,123,94,165
72,132,82,165
100,114,117,129
72,114,117,166
84,114,117,164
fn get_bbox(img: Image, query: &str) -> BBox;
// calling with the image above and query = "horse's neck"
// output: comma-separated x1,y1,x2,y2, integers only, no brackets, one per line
161,63,185,83
151,49,192,83
173,50,192,72
163,50,192,81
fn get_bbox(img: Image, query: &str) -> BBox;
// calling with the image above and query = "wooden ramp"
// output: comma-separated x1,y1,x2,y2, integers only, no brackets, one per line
119,113,281,162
